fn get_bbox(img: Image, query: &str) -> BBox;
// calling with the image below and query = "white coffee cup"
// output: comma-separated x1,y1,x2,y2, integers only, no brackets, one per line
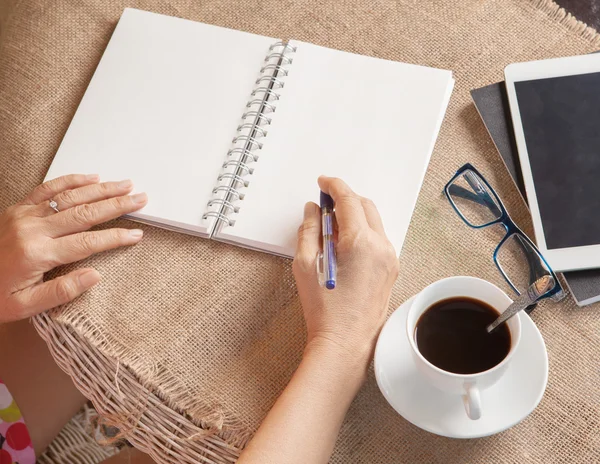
406,276,521,420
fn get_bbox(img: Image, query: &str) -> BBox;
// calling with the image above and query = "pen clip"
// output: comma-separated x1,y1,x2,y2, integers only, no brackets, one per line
316,251,325,288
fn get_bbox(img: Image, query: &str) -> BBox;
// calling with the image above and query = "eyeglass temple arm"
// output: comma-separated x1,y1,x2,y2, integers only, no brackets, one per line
448,184,548,286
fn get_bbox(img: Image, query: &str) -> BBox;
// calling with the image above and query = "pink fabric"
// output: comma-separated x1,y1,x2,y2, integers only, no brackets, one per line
0,379,35,464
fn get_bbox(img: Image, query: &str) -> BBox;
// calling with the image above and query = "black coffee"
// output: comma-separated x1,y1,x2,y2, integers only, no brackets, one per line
415,297,511,374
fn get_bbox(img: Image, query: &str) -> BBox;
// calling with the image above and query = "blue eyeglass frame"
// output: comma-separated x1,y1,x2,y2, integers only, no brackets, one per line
444,163,564,303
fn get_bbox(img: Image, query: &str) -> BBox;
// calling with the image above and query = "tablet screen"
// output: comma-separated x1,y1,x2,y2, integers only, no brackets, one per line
515,72,600,250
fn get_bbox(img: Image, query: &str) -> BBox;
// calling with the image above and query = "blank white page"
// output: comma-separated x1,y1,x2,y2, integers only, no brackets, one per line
45,8,277,236
218,41,453,256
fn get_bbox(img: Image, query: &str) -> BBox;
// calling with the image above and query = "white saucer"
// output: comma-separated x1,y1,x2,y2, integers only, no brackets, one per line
374,297,548,438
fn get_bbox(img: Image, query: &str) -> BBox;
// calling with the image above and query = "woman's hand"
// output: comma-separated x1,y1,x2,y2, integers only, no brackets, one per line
293,176,399,362
0,174,147,323
240,177,399,464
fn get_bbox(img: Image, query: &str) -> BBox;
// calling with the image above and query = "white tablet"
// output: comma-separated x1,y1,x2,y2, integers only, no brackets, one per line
505,54,600,272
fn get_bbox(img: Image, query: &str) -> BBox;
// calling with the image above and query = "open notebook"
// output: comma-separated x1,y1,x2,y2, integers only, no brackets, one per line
46,8,454,258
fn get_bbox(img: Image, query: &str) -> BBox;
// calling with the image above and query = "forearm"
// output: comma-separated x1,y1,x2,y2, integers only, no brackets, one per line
0,319,87,456
101,448,155,463
238,339,371,464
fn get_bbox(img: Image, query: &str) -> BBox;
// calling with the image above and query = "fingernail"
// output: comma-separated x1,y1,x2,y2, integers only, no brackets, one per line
131,193,147,204
129,229,143,239
86,174,100,181
78,269,101,289
118,179,133,189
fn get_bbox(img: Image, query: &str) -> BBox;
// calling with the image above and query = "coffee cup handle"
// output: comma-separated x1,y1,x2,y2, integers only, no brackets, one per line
463,384,481,420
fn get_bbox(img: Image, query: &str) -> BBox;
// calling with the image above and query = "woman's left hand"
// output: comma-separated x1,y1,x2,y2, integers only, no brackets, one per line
0,174,148,323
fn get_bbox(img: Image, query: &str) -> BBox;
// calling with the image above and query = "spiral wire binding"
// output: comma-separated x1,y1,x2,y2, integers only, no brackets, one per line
204,41,297,234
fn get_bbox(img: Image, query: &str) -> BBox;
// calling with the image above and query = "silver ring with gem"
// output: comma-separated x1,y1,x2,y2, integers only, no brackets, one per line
49,199,59,213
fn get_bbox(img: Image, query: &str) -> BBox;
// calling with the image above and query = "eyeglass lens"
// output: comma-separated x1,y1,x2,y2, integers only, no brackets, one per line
447,170,502,227
496,233,552,296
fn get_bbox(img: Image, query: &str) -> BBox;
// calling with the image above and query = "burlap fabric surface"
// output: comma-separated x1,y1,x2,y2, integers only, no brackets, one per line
1,0,599,462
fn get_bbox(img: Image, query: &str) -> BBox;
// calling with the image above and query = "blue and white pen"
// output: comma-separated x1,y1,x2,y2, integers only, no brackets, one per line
319,191,337,290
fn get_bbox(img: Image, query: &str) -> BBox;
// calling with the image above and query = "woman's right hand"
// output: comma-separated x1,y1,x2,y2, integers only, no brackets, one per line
0,174,147,323
241,180,399,464
293,176,399,364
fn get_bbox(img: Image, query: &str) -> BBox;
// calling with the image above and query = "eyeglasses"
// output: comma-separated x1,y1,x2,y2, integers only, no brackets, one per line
444,163,565,307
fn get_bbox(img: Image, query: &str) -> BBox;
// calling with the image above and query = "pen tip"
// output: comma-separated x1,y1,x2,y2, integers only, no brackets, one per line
325,280,336,290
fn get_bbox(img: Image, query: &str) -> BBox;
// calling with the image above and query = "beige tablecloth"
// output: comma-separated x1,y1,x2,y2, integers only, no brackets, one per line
0,0,599,462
